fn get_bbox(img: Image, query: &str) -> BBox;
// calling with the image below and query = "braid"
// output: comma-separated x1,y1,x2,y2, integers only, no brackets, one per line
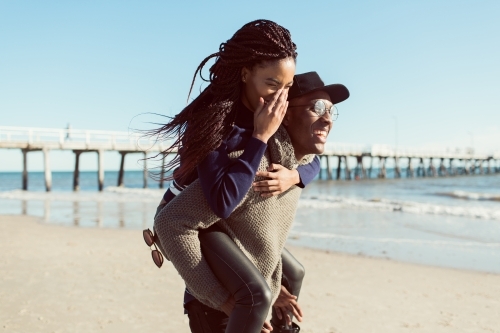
151,20,297,181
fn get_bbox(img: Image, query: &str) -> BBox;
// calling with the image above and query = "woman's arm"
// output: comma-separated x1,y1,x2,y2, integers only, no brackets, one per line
198,89,289,219
197,136,267,219
252,155,320,196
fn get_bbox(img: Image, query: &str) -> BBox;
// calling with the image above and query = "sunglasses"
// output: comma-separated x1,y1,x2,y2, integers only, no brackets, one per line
289,100,339,120
143,228,164,268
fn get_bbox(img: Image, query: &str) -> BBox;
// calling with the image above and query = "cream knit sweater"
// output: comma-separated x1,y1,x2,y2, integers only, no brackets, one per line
154,126,313,310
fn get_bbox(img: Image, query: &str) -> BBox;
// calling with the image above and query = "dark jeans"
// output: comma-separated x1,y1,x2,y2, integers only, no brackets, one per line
185,224,305,333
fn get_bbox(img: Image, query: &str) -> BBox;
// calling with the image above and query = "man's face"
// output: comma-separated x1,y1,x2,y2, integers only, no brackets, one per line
283,90,334,159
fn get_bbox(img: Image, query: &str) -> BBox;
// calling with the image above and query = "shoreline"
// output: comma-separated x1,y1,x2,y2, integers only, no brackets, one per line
2,214,500,333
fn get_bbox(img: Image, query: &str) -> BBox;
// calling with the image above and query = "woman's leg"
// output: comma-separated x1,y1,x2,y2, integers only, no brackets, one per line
271,248,305,329
199,224,272,333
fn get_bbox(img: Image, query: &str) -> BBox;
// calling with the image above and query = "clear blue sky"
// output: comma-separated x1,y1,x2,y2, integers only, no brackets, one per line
1,1,499,171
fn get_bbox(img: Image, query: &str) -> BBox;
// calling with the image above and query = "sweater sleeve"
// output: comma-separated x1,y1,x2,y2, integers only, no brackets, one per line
296,155,320,188
153,180,231,310
197,136,267,219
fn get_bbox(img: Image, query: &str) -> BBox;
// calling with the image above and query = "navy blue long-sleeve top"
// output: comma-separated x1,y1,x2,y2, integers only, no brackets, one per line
163,100,321,219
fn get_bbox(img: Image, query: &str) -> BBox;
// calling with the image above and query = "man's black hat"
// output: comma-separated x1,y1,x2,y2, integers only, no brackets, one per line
288,71,350,104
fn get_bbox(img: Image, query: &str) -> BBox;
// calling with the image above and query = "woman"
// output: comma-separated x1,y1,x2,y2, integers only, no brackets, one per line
148,20,319,333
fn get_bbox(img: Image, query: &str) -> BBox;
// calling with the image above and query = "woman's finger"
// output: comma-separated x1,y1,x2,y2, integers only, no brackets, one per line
255,185,281,192
274,89,288,114
268,163,283,171
265,89,283,113
255,171,279,179
253,179,279,187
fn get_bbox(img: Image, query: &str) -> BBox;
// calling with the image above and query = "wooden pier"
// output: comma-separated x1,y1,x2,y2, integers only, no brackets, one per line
318,143,500,180
0,126,173,191
1,126,499,191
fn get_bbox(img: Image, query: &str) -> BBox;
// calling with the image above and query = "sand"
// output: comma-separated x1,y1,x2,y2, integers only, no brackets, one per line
1,215,499,333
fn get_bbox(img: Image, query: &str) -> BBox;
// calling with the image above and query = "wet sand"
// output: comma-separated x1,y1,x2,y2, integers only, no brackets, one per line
1,215,499,333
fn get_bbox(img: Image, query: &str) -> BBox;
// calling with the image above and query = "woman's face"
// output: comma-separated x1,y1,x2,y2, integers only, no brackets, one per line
241,57,296,112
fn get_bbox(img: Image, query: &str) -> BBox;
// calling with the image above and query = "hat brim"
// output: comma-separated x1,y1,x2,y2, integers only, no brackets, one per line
290,84,350,105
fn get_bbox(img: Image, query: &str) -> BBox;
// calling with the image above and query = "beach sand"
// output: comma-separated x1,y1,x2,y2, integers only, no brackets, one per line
1,215,499,333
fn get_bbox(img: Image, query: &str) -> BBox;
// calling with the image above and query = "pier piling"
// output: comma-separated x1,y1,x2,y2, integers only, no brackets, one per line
407,158,414,177
345,156,351,180
117,152,126,187
336,157,341,180
43,148,52,192
378,157,387,178
326,156,332,180
73,151,81,191
394,157,401,178
22,149,28,190
97,150,104,191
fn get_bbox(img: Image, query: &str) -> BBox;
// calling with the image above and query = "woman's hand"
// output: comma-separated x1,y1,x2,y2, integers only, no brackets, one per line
272,285,303,326
252,89,289,144
253,164,300,197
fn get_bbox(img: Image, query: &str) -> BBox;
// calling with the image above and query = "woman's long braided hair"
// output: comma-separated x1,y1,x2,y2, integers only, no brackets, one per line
153,19,297,181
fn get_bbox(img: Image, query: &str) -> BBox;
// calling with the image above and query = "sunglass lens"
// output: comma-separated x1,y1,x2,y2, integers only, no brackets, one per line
143,229,154,246
152,250,163,268
314,100,326,117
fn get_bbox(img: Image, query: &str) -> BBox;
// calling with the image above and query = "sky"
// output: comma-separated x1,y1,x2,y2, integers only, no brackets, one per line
1,0,499,171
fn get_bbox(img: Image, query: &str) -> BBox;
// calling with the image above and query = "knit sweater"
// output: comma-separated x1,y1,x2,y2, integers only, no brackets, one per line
154,126,313,310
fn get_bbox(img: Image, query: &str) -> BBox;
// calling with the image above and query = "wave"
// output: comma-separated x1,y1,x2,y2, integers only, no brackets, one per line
289,231,500,248
437,190,500,202
298,195,500,221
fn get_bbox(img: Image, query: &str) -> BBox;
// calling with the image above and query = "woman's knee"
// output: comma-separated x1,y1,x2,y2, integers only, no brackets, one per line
287,261,305,284
234,279,272,309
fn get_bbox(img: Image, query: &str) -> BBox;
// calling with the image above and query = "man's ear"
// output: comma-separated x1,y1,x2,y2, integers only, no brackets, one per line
241,67,250,83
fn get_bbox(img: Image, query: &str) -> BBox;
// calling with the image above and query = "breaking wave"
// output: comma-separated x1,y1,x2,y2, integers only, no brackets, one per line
437,190,500,202
298,195,500,221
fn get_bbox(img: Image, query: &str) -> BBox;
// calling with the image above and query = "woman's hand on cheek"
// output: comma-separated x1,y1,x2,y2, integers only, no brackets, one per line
252,89,288,143
253,164,300,197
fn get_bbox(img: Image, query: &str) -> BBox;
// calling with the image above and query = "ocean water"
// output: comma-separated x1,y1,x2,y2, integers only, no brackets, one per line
1,170,499,273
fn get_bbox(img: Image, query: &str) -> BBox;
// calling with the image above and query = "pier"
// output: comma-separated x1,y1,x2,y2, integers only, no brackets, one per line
1,126,499,191
0,126,173,191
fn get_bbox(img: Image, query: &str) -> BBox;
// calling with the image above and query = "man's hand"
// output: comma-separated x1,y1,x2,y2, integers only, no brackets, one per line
272,285,303,326
261,320,273,333
253,164,300,197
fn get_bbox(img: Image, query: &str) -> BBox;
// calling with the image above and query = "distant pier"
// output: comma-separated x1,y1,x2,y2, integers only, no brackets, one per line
1,126,499,191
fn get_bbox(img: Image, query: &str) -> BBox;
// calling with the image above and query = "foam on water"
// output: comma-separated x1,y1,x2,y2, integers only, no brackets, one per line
298,195,500,221
437,190,500,201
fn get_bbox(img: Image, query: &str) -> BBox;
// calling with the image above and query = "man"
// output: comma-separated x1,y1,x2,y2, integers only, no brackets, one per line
183,72,349,333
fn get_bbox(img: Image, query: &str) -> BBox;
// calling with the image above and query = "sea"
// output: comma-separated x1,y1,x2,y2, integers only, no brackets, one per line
1,170,499,274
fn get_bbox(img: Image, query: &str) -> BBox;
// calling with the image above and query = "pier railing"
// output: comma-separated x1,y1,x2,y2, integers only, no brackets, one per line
0,126,172,152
